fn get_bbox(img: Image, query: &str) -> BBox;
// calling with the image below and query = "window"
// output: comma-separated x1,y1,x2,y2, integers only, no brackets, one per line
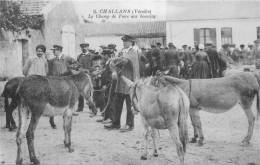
257,27,260,39
221,27,232,45
194,28,216,46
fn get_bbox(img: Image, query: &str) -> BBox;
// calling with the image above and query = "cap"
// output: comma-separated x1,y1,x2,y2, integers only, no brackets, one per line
205,41,214,46
51,45,63,51
108,44,116,49
80,42,89,47
121,35,134,42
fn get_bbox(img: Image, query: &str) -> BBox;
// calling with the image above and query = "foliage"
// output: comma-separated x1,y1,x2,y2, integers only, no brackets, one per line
0,1,44,33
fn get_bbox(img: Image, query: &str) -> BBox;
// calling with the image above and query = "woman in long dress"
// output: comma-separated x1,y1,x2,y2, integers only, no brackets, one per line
192,44,210,79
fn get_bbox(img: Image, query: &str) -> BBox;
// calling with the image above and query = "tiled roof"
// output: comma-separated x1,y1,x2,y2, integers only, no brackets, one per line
81,21,166,38
19,0,50,15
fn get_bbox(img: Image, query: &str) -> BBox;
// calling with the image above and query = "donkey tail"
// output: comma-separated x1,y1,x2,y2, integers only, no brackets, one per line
178,97,189,153
256,90,260,119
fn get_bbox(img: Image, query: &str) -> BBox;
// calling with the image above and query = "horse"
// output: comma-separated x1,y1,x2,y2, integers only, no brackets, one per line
15,71,95,165
156,72,260,146
1,77,56,131
109,58,190,165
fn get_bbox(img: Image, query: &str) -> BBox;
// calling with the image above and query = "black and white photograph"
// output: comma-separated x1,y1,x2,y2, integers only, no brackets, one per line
0,0,260,164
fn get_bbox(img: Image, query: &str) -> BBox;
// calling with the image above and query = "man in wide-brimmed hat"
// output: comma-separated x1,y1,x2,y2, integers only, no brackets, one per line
104,35,141,132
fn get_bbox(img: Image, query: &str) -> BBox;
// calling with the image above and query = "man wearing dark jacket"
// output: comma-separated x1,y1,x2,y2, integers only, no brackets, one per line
104,35,140,132
205,42,220,78
76,42,96,115
164,43,180,77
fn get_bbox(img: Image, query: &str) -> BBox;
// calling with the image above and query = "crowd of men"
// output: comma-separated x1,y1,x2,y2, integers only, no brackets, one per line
22,34,260,132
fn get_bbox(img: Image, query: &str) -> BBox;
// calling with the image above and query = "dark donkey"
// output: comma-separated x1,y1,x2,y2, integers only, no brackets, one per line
1,77,56,131
15,71,96,165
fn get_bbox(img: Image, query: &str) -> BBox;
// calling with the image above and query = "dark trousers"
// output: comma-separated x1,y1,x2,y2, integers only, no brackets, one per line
112,93,134,127
77,95,84,111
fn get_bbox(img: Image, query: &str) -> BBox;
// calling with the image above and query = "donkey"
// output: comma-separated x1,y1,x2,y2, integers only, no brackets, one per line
156,72,260,146
110,58,190,165
15,71,95,165
1,77,56,131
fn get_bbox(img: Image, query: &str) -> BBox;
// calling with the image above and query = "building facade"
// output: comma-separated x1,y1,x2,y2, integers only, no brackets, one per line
166,1,260,49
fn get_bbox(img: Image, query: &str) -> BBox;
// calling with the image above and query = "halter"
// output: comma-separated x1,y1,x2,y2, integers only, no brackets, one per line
131,83,140,113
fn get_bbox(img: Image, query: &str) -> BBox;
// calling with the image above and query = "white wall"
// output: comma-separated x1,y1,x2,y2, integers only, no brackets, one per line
166,18,260,49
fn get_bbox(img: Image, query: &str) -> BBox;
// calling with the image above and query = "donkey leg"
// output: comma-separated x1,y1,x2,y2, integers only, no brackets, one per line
49,117,56,129
190,109,204,146
4,97,11,129
63,109,74,152
168,124,185,165
241,96,255,145
141,128,149,160
241,107,255,145
151,129,158,157
16,104,30,165
26,113,41,165
9,100,19,130
189,108,199,143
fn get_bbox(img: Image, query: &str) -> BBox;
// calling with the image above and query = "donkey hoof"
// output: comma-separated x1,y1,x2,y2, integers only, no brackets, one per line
51,125,57,129
153,153,158,157
197,140,204,146
68,147,75,153
31,158,40,165
241,140,250,146
16,158,23,165
140,155,147,160
189,137,197,143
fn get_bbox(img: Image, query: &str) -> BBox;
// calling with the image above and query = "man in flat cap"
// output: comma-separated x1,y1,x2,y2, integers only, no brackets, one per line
76,42,96,114
104,35,141,132
179,44,194,78
48,45,77,77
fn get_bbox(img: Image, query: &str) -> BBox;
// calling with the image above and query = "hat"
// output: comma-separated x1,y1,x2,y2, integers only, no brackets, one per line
254,39,260,44
99,45,107,49
205,41,214,46
182,44,188,48
222,43,229,48
80,42,89,47
156,42,162,46
240,44,245,48
36,44,46,52
51,45,63,51
108,44,116,49
121,35,134,42
168,43,174,47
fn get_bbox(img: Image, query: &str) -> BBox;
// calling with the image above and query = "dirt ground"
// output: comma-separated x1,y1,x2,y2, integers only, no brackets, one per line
0,102,260,165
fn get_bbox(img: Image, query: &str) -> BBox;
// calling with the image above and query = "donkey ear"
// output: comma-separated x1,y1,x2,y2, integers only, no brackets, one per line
121,75,134,87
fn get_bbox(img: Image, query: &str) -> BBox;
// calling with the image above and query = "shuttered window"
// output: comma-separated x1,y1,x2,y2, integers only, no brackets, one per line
257,27,260,39
221,27,232,45
194,28,216,46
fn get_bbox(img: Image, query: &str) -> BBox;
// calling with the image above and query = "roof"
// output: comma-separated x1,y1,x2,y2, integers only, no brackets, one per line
80,21,166,38
167,1,260,21
19,0,50,15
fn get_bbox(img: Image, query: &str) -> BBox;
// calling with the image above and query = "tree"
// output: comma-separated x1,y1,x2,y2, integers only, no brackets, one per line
0,1,44,33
